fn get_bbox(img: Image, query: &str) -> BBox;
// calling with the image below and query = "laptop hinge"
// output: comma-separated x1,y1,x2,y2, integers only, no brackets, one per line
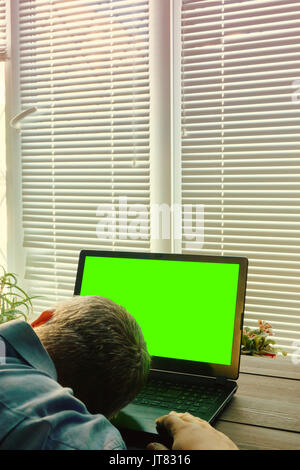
216,376,228,385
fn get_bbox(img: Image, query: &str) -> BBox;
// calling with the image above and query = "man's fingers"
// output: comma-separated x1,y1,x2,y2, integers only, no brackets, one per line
175,412,210,427
155,411,187,436
147,442,169,450
157,411,209,427
155,410,211,442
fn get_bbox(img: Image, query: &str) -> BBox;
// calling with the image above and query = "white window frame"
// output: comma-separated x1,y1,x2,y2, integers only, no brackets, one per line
5,0,24,278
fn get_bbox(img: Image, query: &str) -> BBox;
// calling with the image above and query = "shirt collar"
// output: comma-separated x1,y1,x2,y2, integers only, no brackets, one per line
0,319,57,380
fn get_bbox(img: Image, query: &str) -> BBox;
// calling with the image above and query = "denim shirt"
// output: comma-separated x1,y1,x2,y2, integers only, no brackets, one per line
0,319,126,450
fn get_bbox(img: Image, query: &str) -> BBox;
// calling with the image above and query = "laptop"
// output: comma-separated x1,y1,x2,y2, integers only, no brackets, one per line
74,250,248,446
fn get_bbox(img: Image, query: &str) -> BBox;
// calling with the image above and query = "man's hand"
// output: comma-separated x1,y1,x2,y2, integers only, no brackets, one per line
147,411,238,450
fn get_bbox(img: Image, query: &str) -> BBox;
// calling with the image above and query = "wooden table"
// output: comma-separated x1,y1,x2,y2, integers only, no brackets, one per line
214,355,300,450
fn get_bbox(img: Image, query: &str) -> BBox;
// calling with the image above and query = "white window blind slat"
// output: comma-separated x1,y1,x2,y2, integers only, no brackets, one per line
181,0,300,353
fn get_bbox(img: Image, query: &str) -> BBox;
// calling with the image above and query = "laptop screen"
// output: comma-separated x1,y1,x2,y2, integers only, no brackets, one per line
77,254,241,367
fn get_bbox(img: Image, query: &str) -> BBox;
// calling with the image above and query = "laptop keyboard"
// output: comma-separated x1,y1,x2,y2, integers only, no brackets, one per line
132,378,227,417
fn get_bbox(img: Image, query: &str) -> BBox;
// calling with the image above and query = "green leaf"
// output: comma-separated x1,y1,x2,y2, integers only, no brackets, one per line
0,264,41,325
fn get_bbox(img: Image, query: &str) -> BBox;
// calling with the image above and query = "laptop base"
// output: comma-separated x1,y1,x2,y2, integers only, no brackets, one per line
112,370,237,445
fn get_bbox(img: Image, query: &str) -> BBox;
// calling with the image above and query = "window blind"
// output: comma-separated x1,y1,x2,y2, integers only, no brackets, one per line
181,0,300,353
18,0,150,312
0,0,7,60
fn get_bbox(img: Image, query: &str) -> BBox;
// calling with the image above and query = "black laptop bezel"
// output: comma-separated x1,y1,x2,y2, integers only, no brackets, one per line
74,250,248,381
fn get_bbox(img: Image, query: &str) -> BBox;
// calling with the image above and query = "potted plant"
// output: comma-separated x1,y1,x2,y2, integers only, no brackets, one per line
0,265,34,324
241,320,287,357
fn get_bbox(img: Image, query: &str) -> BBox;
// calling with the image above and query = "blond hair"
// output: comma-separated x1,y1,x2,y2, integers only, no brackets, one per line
35,295,151,418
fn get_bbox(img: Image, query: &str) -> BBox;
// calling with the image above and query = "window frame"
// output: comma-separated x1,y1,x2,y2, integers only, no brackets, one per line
5,0,300,360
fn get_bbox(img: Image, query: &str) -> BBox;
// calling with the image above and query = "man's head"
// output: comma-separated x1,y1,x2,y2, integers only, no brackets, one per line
33,296,151,418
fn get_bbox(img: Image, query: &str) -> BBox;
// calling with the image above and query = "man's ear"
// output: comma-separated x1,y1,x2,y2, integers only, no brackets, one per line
31,309,55,328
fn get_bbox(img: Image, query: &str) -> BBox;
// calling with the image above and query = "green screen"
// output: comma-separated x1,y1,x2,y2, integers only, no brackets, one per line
79,256,240,366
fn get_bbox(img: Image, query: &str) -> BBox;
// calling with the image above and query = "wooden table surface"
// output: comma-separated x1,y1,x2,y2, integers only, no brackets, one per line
214,355,300,450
